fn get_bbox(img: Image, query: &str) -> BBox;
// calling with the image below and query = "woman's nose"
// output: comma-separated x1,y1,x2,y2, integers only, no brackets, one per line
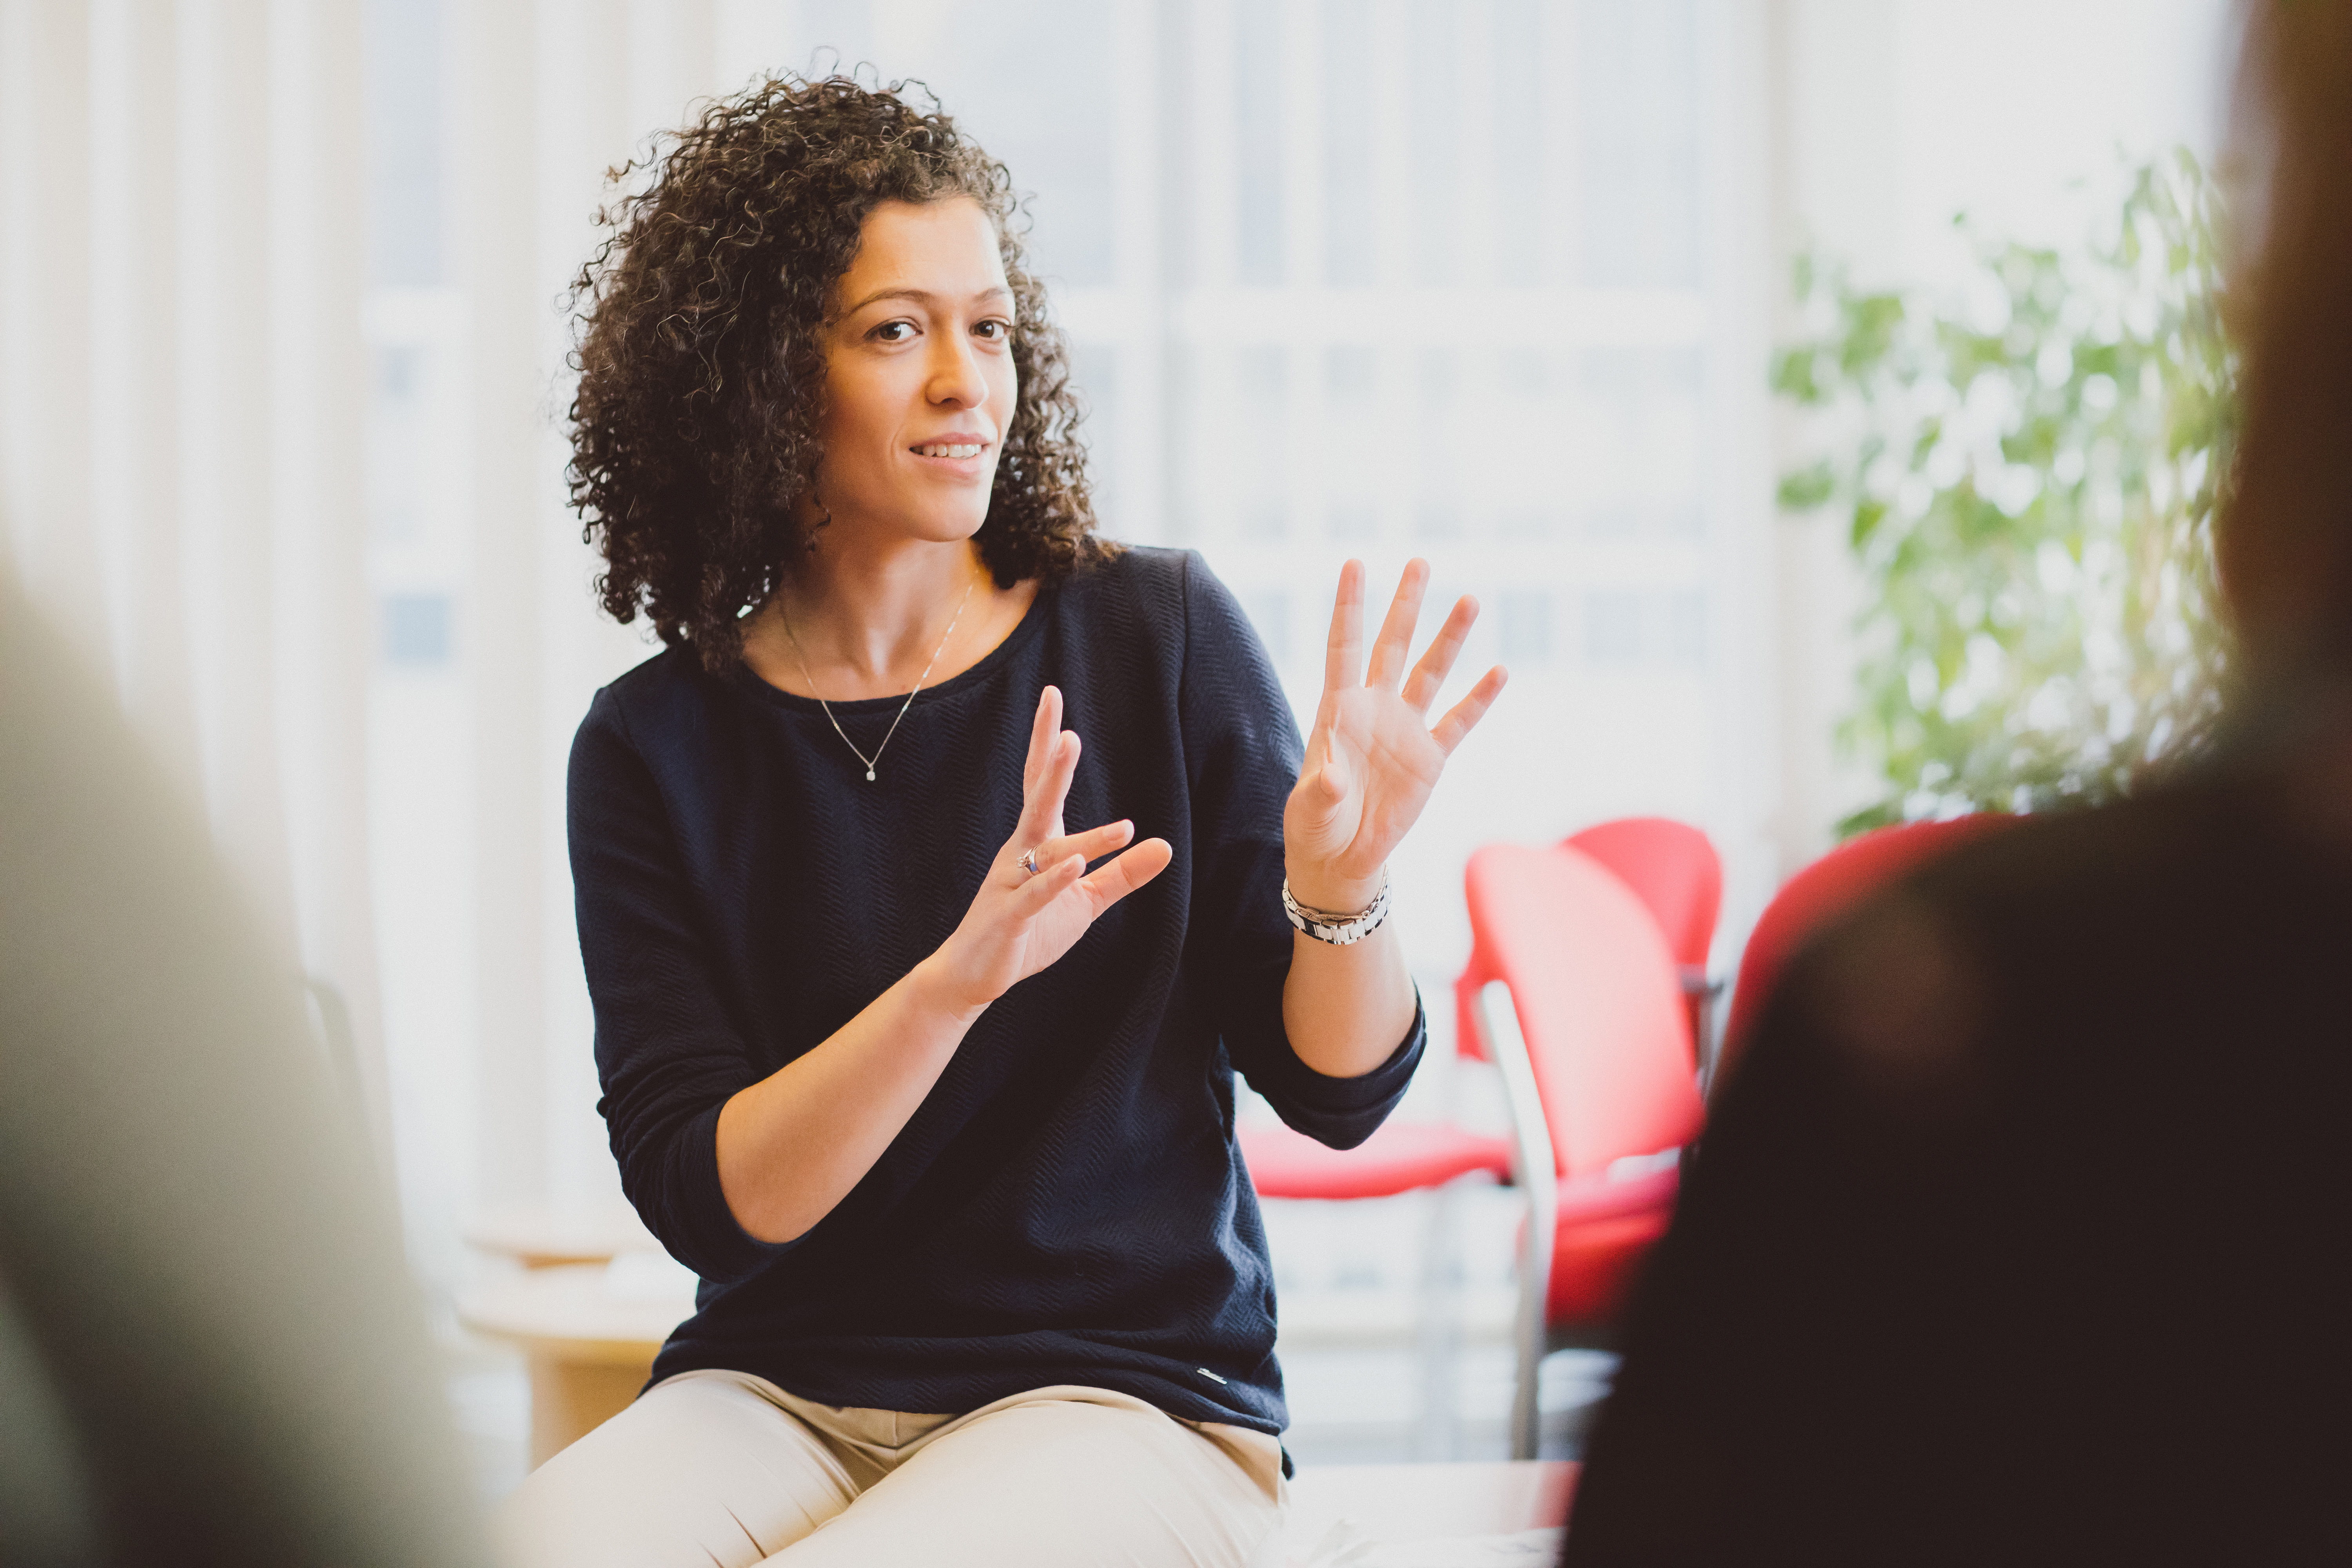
926,332,989,409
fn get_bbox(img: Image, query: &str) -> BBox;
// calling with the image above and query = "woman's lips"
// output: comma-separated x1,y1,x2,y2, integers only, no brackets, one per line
906,437,993,475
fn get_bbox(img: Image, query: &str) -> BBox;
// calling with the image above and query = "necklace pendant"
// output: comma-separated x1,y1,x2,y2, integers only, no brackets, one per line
786,574,973,792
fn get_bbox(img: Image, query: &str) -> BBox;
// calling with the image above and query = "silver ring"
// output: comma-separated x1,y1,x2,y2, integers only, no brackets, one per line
1018,848,1041,880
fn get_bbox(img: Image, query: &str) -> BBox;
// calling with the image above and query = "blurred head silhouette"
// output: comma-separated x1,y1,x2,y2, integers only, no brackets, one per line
2217,1,2352,685
1562,7,2352,1564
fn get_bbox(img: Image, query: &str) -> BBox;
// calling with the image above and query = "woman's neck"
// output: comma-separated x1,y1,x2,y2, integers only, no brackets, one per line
741,533,1032,702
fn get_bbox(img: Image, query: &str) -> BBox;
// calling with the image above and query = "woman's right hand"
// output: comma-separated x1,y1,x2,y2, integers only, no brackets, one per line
922,685,1173,1017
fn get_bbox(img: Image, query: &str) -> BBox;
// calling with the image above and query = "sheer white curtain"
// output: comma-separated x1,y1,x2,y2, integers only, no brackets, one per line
0,1,760,1283
376,0,804,1292
0,0,387,1147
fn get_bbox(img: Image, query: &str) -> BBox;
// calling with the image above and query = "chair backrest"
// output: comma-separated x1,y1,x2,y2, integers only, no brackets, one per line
1464,843,1705,1178
1564,816,1722,972
1720,815,2013,1073
1456,818,1721,1063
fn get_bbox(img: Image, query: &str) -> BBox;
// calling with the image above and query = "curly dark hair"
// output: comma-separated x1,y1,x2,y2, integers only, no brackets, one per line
566,74,1107,670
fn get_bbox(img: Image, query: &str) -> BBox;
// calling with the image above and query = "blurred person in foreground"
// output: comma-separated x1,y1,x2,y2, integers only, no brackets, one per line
0,564,490,1567
1563,6,2349,1564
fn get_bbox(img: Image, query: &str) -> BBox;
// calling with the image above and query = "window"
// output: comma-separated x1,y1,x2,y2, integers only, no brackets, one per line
881,0,1752,975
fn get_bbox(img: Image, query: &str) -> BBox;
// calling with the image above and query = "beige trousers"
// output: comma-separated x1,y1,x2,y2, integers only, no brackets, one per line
497,1370,1288,1567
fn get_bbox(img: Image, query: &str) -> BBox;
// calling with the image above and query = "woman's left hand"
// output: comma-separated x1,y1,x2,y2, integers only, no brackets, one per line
1283,559,1507,912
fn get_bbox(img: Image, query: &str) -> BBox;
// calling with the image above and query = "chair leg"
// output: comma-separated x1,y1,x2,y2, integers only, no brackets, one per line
1412,1180,1460,1460
1479,981,1557,1461
1508,1196,1550,1460
1695,978,1723,1098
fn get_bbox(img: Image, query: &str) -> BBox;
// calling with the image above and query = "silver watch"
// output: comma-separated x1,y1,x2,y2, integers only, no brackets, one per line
1282,873,1392,946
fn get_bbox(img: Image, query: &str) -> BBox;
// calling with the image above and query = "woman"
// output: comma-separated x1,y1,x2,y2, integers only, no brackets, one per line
502,76,1503,1568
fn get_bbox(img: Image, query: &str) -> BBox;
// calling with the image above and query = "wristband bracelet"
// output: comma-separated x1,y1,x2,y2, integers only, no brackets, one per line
1282,871,1392,946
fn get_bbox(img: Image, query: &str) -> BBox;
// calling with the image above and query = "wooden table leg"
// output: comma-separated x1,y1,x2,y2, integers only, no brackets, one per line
525,1350,657,1467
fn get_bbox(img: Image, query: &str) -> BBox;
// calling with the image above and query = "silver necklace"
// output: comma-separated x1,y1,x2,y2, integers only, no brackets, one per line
779,575,978,782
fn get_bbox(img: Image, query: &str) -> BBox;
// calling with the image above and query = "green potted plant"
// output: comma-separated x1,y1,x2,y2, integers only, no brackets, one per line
1773,151,2238,833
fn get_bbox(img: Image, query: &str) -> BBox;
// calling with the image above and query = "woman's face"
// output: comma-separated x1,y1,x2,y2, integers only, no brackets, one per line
814,196,1017,548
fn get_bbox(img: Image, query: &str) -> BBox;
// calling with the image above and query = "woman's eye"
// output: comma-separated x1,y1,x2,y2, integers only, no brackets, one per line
872,320,916,343
974,319,1010,341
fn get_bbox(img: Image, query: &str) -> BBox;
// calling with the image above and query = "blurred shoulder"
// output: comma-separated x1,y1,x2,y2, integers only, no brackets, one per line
1772,762,2352,1127
1902,764,2330,944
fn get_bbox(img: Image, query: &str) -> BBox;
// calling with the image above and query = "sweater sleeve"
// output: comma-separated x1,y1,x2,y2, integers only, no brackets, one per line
1174,552,1425,1147
568,687,797,1283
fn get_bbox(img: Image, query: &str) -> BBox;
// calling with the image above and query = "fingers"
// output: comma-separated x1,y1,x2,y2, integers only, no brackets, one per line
1016,727,1081,847
1078,836,1173,910
1364,559,1430,691
1005,829,1169,919
1430,664,1509,757
1294,753,1349,822
1399,594,1480,715
1315,754,1348,803
1031,817,1135,872
1008,842,1089,914
1321,559,1366,696
1003,822,1165,925
1020,686,1063,799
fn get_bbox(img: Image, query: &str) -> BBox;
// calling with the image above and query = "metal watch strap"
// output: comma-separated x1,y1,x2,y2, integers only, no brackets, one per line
1281,873,1392,946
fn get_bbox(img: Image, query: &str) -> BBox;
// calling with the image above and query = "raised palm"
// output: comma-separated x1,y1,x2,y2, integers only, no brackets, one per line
1283,559,1507,906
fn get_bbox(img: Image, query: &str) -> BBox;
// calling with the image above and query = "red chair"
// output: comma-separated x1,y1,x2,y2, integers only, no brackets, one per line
1232,1116,1510,1200
1461,843,1705,1457
1718,815,2014,1082
1243,829,1715,1455
1454,819,1721,1084
1564,818,1723,1069
1246,816,1717,1201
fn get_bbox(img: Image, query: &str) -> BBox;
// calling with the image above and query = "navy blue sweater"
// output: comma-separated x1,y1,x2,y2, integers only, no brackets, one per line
567,546,1424,1436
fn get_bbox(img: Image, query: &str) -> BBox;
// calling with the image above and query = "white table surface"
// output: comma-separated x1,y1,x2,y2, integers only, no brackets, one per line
1282,1461,1577,1555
